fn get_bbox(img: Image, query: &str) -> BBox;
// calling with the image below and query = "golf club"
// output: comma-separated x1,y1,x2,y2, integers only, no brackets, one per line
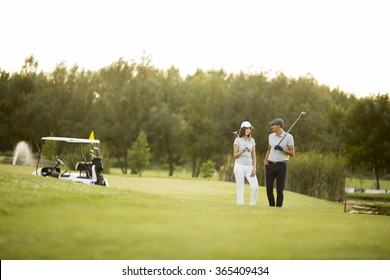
232,131,251,153
276,111,306,146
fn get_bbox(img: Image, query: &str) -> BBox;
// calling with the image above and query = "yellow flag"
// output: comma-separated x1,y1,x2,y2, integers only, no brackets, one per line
89,131,95,140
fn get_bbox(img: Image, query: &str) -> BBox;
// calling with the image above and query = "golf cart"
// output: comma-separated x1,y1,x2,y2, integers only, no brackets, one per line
33,136,109,187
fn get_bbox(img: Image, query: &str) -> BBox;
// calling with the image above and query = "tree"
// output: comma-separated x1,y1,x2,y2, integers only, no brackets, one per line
128,131,151,177
326,103,347,156
32,63,95,139
92,59,136,174
144,67,186,176
0,69,11,151
345,94,390,189
96,57,161,174
2,56,41,149
224,71,272,154
183,70,228,177
146,102,185,176
325,90,357,156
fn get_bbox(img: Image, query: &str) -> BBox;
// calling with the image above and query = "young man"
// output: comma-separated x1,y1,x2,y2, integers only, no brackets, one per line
263,118,294,207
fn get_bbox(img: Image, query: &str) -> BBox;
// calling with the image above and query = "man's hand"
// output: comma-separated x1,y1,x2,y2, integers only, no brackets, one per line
274,145,283,151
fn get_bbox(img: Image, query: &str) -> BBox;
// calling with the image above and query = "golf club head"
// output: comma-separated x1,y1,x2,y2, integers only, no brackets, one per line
301,111,306,115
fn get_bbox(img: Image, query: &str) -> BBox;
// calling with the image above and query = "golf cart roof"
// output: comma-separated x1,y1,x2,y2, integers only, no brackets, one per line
41,137,100,144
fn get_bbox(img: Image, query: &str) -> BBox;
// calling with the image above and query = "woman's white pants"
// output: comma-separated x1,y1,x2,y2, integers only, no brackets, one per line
233,163,259,205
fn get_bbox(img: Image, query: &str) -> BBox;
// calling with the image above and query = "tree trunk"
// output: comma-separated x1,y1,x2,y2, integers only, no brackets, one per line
192,161,196,177
168,159,174,176
195,164,200,177
374,166,380,189
118,158,127,174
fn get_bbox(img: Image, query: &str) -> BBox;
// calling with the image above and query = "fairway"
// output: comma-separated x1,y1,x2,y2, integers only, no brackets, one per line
1,164,390,260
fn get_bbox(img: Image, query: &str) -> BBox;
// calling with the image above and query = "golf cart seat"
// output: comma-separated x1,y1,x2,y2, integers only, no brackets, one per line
75,162,92,178
41,167,61,178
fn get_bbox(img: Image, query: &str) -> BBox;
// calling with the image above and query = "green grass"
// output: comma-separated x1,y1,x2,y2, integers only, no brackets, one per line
1,164,390,260
346,177,390,190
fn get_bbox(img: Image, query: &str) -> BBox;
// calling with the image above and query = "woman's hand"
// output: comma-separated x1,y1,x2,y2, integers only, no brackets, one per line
250,168,256,177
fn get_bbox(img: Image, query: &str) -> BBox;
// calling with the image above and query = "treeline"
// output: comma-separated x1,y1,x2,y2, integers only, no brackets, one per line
1,56,389,186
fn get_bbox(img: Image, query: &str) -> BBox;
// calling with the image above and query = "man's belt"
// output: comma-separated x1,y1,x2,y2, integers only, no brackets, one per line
268,161,287,164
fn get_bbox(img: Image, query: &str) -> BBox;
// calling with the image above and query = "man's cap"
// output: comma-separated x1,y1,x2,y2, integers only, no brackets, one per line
240,121,253,128
270,118,284,128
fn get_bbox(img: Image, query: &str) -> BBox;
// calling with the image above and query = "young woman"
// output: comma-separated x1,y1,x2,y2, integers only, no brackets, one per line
233,121,259,205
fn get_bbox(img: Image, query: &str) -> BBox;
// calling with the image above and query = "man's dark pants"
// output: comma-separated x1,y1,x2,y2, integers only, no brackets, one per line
265,161,287,207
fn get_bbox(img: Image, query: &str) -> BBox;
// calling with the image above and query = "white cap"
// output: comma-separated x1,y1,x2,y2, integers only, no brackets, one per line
240,121,253,128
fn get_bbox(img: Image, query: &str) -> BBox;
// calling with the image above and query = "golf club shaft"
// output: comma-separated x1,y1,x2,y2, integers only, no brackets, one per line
277,112,305,146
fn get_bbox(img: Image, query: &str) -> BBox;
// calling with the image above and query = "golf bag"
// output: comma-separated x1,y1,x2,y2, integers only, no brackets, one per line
91,155,105,186
75,154,106,186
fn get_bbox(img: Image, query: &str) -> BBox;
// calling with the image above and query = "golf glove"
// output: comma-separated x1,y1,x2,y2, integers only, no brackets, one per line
274,145,283,151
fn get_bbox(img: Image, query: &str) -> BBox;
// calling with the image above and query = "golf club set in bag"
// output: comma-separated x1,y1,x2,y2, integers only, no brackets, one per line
233,112,306,144
75,147,106,186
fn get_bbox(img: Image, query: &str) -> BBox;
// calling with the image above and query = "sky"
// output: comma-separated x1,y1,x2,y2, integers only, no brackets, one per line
1,0,389,97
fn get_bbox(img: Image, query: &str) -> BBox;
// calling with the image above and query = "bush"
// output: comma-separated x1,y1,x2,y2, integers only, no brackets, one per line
201,160,216,179
287,151,347,201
